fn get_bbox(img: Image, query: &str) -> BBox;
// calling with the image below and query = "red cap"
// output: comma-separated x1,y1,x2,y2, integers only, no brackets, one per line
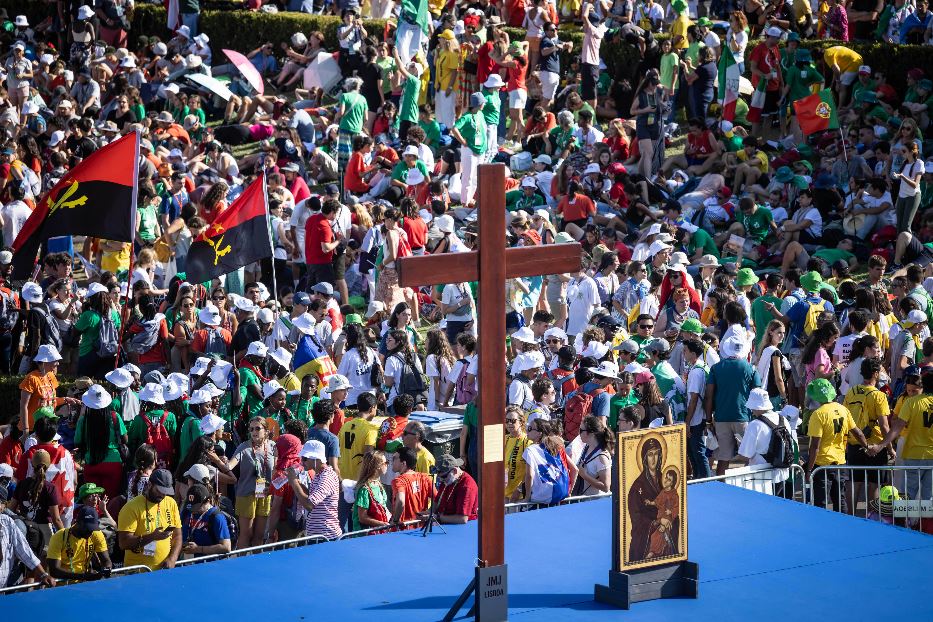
608,162,627,175
719,186,733,198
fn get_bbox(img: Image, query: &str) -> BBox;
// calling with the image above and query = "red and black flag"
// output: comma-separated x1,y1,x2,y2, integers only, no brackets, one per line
186,176,272,284
12,132,139,279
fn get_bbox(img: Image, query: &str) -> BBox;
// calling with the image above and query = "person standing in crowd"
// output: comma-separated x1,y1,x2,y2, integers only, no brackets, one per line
287,439,342,540
117,469,182,571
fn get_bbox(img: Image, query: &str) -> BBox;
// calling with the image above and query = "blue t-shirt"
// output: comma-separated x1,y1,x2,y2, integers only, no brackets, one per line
785,294,834,350
707,358,761,423
307,427,341,460
181,506,231,546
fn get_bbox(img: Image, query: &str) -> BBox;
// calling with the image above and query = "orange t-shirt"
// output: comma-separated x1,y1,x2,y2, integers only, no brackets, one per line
19,371,60,430
391,470,435,523
557,194,596,222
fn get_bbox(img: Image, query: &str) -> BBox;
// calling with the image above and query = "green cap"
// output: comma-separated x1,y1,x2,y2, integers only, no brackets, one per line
77,482,105,500
33,406,58,422
796,48,812,62
671,0,687,12
697,16,713,26
797,143,814,158
345,313,363,325
807,378,836,404
775,166,794,183
796,159,814,173
800,270,823,292
787,32,801,42
879,485,901,504
919,79,933,92
680,317,704,334
734,267,758,288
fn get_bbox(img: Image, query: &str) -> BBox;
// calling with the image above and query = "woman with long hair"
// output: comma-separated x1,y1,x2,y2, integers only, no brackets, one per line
353,450,391,531
126,293,170,376
434,33,461,127
74,384,126,497
127,444,157,500
840,334,883,396
657,268,702,315
575,415,614,496
523,418,577,504
894,140,924,235
629,70,666,177
504,406,531,502
8,449,64,534
74,288,122,378
170,295,197,372
209,286,238,335
375,208,420,325
593,251,621,307
379,301,420,355
337,323,379,408
638,377,673,427
173,435,235,501
802,322,841,389
383,328,428,411
200,180,230,224
655,287,701,338
424,329,456,409
755,320,789,410
227,415,276,548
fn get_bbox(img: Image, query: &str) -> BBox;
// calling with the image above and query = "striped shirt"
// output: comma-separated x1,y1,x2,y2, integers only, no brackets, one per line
0,513,41,587
304,466,342,540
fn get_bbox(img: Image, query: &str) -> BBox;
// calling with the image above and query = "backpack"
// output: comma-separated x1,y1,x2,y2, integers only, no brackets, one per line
396,353,429,405
126,317,161,354
759,414,794,468
546,368,577,408
454,358,477,405
32,305,62,352
96,311,119,358
0,288,19,334
204,327,228,357
562,386,606,442
801,299,826,342
206,505,239,548
145,413,175,467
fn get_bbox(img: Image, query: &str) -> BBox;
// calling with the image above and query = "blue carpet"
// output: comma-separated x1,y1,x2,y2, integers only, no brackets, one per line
6,482,932,621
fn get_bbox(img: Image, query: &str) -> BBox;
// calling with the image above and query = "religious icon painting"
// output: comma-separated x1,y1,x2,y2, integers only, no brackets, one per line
617,425,688,571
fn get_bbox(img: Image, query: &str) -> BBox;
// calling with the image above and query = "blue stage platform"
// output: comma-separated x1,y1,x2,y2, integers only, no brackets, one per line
7,482,933,621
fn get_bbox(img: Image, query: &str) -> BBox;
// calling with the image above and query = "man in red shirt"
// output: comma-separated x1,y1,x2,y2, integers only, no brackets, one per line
434,454,478,523
391,447,435,525
304,199,342,288
660,117,722,176
747,26,784,138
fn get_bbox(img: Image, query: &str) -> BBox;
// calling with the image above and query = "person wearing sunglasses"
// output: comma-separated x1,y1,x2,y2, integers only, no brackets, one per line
631,314,655,363
504,406,531,502
227,416,276,549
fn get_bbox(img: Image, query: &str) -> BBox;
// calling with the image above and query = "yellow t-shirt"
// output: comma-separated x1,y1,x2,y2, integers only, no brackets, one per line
736,149,769,174
434,49,461,92
278,372,301,393
505,435,532,497
843,385,890,445
415,446,436,475
897,394,933,460
46,528,108,575
117,495,181,570
337,417,380,481
670,15,692,50
100,242,131,273
807,402,856,466
823,46,863,75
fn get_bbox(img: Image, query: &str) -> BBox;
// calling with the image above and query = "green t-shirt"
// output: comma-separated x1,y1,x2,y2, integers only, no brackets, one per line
688,228,719,258
785,65,823,103
376,57,397,94
419,119,441,148
338,91,369,134
399,75,421,123
708,358,761,423
178,414,203,464
454,111,487,155
572,102,596,125
733,98,750,128
651,361,679,399
631,334,652,363
74,309,122,357
737,206,773,243
353,480,389,530
286,395,319,427
238,367,265,419
750,294,783,349
609,391,639,430
391,160,430,184
75,410,126,464
137,204,159,243
127,410,178,454
659,52,679,91
506,189,546,212
482,89,501,126
812,248,855,265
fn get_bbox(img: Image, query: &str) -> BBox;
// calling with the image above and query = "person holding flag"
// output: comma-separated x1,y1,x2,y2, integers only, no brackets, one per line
781,49,824,140
746,26,784,139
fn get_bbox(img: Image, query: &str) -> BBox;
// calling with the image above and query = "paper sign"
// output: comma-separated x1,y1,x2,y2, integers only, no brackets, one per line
483,424,504,463
728,234,746,250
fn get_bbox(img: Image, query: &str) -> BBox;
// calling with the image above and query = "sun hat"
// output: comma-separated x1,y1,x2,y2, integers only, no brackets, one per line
901,309,928,329
199,413,226,435
33,407,58,423
589,360,621,379
483,74,504,89
435,214,456,233
774,166,794,183
365,300,386,318
697,254,720,268
209,360,233,389
262,380,285,400
648,240,673,256
697,16,713,26
581,341,611,360
14,15,28,27
21,281,43,304
300,440,327,462
513,351,546,373
468,91,485,109
247,341,269,358
187,388,213,406
584,163,601,175
77,482,105,501
511,326,536,343
268,346,292,368
77,5,94,20
734,267,758,288
234,296,257,313
0,251,11,265
327,374,352,392
555,231,576,244
800,270,823,292
807,378,836,404
257,308,275,324
745,387,773,411
765,26,783,37
123,363,142,377
534,154,552,165
162,380,184,402
198,305,221,326
544,327,567,341
720,334,749,359
292,312,317,334
139,382,165,404
104,367,134,389
34,344,62,363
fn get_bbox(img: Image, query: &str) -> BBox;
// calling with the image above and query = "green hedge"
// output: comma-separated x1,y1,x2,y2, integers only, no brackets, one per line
0,0,931,92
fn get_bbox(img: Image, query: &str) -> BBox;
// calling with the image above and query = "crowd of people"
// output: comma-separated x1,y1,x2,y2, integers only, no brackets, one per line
1,0,933,592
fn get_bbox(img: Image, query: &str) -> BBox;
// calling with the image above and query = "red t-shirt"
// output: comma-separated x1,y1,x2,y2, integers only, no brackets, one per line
305,213,335,265
329,407,345,436
392,471,435,523
436,471,478,520
402,215,428,251
507,55,527,91
289,175,311,204
687,130,716,155
748,42,782,91
477,42,497,85
191,327,233,354
344,151,369,194
0,433,23,470
557,194,596,222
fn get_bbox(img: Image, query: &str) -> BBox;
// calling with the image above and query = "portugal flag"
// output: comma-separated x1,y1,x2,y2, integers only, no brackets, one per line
12,132,139,279
717,46,741,122
793,89,839,136
186,176,272,284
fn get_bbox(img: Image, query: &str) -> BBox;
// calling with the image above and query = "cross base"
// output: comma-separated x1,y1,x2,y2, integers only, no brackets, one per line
443,564,508,622
594,561,699,610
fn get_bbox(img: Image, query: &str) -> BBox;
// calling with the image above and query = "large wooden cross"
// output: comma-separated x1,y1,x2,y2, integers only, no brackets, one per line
398,164,582,620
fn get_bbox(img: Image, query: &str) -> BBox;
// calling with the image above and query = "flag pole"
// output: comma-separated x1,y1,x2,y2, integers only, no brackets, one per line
261,172,279,349
113,131,142,371
839,127,848,162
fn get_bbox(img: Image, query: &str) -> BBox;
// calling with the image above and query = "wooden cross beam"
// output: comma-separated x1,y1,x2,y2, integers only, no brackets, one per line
398,164,581,614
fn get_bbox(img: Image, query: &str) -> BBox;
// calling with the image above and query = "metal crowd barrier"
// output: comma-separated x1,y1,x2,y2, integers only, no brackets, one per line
505,492,611,515
335,519,424,540
808,464,933,530
690,464,808,502
0,564,152,596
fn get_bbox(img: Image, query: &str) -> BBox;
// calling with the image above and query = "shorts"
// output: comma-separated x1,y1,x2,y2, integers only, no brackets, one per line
235,494,272,519
581,62,599,101
713,421,748,461
333,252,347,280
537,70,559,100
903,234,926,263
839,71,858,86
762,89,780,116
509,88,528,110
846,444,889,469
799,229,820,245
686,155,705,167
525,36,541,54
306,262,336,288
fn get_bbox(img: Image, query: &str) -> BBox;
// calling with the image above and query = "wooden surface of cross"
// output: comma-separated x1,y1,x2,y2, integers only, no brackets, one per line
398,163,582,620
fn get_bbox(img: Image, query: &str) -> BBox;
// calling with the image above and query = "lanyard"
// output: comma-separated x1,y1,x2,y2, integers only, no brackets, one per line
144,499,162,532
252,445,266,478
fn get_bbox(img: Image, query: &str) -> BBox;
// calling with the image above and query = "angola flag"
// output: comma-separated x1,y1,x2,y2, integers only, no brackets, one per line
793,89,839,136
12,132,139,279
186,176,272,284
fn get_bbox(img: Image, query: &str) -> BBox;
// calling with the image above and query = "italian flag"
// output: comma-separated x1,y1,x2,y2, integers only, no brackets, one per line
717,46,741,122
793,89,840,136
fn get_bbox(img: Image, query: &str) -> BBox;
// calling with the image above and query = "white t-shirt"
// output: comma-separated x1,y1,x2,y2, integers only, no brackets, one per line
47,299,75,333
899,160,925,198
703,31,721,51
521,443,564,504
2,200,31,248
384,352,407,406
289,199,316,264
336,346,379,406
576,446,611,496
726,28,748,59
737,411,793,481
794,206,822,237
425,353,452,410
865,191,895,227
566,275,599,337
832,331,865,366
507,377,535,410
686,365,708,426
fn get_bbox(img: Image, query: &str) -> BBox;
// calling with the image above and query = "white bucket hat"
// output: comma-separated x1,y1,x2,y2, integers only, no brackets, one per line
162,380,185,402
21,281,43,304
262,380,284,400
511,327,535,344
300,440,326,462
187,388,213,406
199,413,226,435
327,374,351,392
269,346,292,368
82,384,112,410
589,361,620,379
104,367,134,389
198,305,221,326
746,388,773,411
720,334,750,359
513,351,545,374
139,383,165,405
292,313,317,335
34,344,62,363
247,341,269,358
